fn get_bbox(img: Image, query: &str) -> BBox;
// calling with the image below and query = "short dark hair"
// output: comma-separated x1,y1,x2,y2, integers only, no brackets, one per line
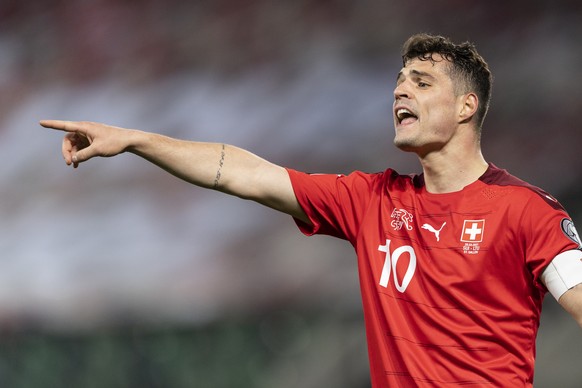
402,33,493,130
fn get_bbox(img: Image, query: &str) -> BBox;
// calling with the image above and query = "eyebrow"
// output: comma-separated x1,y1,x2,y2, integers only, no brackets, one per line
396,69,436,83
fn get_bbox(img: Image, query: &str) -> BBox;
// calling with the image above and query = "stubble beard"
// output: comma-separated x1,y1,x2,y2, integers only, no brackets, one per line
393,132,444,157
393,132,420,153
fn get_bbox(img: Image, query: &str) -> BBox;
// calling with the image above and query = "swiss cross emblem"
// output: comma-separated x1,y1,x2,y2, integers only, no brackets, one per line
461,220,485,242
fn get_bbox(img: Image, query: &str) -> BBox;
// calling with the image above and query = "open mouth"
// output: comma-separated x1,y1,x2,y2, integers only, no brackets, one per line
395,108,418,125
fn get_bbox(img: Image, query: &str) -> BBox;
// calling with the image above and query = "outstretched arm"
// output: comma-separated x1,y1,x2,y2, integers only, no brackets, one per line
40,120,309,223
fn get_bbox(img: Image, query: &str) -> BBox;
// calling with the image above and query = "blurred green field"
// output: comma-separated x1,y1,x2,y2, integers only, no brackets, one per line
0,311,369,388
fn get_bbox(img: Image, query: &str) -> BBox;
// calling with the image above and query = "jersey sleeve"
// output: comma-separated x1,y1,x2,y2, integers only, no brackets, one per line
521,192,582,289
285,168,383,243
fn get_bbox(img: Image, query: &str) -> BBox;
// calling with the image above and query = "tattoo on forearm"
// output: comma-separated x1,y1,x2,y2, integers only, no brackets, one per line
213,144,226,189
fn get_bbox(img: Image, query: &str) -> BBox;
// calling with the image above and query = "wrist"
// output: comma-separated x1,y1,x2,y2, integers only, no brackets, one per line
125,129,154,155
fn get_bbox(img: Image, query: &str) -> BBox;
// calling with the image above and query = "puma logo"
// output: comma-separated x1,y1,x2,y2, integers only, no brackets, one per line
421,222,447,242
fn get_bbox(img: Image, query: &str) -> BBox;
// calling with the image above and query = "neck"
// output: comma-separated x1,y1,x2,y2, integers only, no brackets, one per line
419,146,488,194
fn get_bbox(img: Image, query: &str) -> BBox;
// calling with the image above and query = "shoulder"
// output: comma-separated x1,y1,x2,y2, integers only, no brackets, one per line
480,163,566,211
348,168,424,197
286,167,422,198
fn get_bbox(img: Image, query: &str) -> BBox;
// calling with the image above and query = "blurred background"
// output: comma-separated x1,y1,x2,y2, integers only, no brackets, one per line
0,0,581,387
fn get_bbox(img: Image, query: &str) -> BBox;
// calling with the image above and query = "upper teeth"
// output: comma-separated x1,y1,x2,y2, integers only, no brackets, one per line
397,108,412,120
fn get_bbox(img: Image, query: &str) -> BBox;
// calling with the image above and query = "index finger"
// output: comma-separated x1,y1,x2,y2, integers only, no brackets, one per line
39,120,86,133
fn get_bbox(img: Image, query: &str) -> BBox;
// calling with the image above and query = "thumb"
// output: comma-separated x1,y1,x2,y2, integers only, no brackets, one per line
72,144,97,167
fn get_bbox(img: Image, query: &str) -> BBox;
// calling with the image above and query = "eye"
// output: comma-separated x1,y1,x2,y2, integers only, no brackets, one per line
417,81,429,88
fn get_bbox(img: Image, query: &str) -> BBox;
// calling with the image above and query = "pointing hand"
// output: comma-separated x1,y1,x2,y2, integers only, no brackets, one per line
40,120,131,168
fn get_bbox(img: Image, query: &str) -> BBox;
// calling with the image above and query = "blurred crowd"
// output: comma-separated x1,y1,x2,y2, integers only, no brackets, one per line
0,0,581,386
1,0,581,181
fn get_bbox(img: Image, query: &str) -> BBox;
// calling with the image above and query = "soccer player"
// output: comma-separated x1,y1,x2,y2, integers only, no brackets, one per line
41,34,582,387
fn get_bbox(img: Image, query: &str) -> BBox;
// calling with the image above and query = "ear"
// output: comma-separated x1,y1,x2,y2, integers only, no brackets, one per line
458,93,478,123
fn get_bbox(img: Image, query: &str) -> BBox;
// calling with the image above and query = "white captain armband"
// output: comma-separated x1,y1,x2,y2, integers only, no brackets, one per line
541,250,582,301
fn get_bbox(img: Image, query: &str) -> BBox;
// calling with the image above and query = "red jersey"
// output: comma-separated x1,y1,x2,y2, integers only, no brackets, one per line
287,163,580,387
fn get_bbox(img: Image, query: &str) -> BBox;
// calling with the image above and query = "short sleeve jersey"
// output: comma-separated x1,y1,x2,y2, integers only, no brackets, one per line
286,163,581,387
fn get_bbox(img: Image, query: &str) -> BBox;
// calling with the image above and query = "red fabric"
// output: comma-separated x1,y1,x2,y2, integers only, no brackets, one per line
287,164,579,387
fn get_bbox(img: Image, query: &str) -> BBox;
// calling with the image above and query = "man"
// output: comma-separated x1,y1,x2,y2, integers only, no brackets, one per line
42,34,582,387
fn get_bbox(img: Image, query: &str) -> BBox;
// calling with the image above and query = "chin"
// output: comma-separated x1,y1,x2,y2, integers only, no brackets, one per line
393,138,418,152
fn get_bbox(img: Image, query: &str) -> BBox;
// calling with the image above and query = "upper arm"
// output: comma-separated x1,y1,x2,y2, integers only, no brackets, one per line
220,147,309,224
251,164,310,224
541,249,582,329
559,284,582,329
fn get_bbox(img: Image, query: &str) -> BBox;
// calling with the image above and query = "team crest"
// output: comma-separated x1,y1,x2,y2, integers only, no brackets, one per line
561,218,582,248
391,208,414,231
461,219,485,255
461,220,485,242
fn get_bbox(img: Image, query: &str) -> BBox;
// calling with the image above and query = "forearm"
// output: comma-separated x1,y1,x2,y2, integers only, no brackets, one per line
126,130,305,219
128,131,231,190
559,283,582,329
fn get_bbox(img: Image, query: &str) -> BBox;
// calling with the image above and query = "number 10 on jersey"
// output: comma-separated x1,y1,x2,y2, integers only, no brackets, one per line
378,239,417,293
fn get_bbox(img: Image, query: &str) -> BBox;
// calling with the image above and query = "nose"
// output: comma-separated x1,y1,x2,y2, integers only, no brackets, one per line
393,81,411,100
